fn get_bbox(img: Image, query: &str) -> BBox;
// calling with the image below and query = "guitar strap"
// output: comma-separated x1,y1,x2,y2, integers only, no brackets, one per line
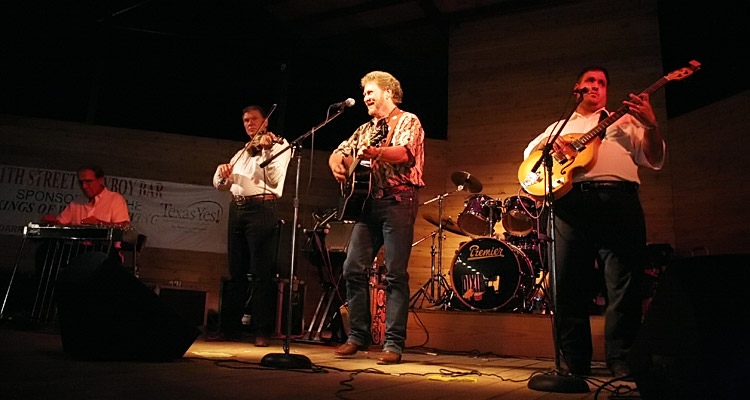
597,110,609,139
382,107,402,147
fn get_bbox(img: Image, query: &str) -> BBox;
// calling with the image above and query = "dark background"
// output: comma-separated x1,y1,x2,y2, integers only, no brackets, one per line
0,1,745,150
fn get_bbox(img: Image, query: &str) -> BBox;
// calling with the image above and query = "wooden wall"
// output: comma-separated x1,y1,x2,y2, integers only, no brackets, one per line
2,0,748,328
444,0,749,260
443,0,673,270
0,114,448,317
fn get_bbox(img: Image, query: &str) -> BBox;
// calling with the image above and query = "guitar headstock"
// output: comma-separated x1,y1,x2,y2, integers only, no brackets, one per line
666,60,701,82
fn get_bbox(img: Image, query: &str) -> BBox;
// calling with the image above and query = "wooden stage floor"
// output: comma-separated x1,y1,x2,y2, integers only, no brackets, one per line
1,323,639,400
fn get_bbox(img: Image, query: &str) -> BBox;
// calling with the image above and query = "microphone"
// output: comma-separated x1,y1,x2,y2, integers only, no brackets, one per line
573,87,589,94
330,98,355,108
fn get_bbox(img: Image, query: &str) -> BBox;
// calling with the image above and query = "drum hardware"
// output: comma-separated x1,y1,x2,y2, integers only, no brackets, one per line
423,214,466,237
410,171,483,310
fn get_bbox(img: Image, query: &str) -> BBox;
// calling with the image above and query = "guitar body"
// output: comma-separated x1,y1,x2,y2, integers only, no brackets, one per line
518,134,600,197
337,161,374,220
517,60,701,198
336,121,390,221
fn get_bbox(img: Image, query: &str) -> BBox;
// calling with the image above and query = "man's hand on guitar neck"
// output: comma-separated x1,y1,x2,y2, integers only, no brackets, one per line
534,135,573,154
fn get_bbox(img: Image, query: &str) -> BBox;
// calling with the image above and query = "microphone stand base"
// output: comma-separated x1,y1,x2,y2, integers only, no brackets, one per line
527,372,589,393
260,353,313,370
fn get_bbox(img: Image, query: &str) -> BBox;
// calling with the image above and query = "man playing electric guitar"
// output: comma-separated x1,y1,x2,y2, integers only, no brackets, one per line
521,66,666,379
328,71,425,365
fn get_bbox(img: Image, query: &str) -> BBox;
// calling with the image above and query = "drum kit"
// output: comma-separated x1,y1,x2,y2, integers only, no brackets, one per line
411,171,549,313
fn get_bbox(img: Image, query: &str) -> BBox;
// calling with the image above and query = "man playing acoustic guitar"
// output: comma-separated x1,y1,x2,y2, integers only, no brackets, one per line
328,71,425,364
522,66,665,379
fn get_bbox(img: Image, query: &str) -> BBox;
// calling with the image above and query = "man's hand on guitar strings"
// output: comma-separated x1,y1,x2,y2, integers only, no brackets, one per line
624,93,658,129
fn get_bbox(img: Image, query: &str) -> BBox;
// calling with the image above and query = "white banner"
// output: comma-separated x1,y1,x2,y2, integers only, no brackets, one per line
0,165,230,253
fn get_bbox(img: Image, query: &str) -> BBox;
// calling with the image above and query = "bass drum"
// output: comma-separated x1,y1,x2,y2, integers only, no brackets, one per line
450,238,534,311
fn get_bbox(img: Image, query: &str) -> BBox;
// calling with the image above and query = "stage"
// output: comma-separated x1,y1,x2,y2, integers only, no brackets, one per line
0,325,630,400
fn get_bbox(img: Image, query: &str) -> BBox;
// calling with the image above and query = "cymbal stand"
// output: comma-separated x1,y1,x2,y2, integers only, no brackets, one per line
409,186,462,309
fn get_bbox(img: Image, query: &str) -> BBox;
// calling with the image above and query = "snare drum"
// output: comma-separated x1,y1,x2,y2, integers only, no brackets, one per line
449,238,534,311
458,194,501,237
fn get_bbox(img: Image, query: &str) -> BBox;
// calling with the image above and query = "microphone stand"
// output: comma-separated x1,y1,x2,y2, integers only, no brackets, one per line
260,107,347,369
527,95,589,393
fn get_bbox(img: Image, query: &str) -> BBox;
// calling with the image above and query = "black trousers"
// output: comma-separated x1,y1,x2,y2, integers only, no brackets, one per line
222,200,279,337
552,184,645,369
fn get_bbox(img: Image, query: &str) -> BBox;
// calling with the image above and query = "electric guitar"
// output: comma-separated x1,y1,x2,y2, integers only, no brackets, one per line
336,120,390,220
518,60,701,198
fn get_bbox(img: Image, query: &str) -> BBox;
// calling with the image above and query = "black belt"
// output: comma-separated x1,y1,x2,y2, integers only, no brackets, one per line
232,194,277,206
574,181,639,192
373,184,415,199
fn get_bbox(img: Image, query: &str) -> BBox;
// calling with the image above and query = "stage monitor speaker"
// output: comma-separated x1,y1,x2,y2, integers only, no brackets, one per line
629,254,750,400
325,220,355,253
56,252,200,361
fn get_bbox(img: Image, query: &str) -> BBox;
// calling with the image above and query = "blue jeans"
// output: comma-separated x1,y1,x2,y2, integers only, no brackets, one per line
342,188,418,354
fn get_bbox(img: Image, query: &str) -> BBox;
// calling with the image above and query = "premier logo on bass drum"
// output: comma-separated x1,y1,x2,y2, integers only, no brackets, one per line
467,244,505,260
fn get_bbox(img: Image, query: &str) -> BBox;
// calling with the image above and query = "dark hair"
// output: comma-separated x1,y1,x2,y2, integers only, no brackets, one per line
242,105,267,118
77,164,104,178
576,66,610,86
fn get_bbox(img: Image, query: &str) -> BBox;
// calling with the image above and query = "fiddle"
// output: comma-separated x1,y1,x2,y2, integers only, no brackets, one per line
248,130,284,156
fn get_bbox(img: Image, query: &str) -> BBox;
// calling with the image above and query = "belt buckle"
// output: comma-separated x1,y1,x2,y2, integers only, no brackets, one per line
232,195,246,206
579,182,592,192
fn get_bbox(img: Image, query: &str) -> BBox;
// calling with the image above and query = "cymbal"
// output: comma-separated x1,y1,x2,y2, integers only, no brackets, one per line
451,171,483,193
423,214,467,236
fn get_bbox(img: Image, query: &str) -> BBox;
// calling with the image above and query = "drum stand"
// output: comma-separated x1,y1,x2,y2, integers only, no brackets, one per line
409,188,460,310
409,228,452,309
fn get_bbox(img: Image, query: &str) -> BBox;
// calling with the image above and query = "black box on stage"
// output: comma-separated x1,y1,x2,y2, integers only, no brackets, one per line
56,252,200,361
275,278,305,337
154,286,208,328
325,220,355,253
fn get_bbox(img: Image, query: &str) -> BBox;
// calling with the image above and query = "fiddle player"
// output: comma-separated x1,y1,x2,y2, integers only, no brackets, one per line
210,105,291,346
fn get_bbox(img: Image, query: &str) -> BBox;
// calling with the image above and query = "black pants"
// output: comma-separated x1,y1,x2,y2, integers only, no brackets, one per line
552,184,645,370
222,200,279,337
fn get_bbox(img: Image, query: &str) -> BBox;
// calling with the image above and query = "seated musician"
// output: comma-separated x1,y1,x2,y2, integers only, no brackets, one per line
41,164,130,229
36,164,130,273
25,165,131,321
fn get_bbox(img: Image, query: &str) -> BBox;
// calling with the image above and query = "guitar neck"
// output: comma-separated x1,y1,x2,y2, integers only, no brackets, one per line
572,75,671,148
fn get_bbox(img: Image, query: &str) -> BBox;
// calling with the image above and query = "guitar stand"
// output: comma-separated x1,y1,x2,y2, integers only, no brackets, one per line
296,279,342,343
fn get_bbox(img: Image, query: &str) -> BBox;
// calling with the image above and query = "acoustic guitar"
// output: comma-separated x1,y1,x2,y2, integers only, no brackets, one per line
518,60,701,198
336,119,390,220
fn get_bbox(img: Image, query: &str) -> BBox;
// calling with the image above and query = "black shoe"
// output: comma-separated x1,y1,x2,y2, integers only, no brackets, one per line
610,363,633,381
561,357,591,376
